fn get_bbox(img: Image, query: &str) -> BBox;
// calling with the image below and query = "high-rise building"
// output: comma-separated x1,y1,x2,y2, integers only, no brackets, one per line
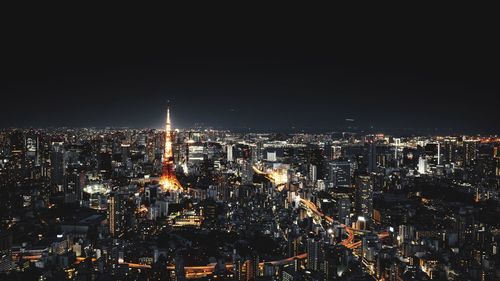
418,156,427,174
463,140,478,167
108,192,125,237
323,245,346,280
328,160,351,188
233,253,243,281
65,167,84,203
332,193,351,224
330,145,342,160
227,144,234,162
443,139,457,164
241,160,254,185
398,225,415,247
121,143,131,170
437,142,441,165
232,250,258,281
361,233,381,270
309,164,317,183
24,132,39,166
51,141,65,190
306,237,323,271
457,207,474,246
98,151,112,176
355,175,373,224
494,146,500,177
368,142,377,173
287,233,301,258
425,143,440,166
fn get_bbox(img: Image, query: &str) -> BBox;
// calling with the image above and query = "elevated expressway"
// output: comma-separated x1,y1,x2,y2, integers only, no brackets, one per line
112,168,355,279
253,165,388,249
45,166,386,279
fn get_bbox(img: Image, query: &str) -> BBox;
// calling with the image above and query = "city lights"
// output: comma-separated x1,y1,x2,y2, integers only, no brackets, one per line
1,16,498,281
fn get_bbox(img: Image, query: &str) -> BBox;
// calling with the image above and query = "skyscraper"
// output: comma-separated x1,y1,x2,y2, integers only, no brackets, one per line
65,167,84,203
227,144,234,162
355,175,373,224
24,132,39,166
443,139,457,164
51,141,65,190
108,192,122,237
328,160,351,188
241,160,254,185
333,193,351,224
368,142,377,173
418,156,427,174
323,245,346,280
463,140,478,167
330,145,342,160
309,163,317,183
306,237,323,271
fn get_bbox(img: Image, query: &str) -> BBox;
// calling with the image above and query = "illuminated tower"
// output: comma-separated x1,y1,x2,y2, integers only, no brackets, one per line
162,105,174,177
160,104,183,191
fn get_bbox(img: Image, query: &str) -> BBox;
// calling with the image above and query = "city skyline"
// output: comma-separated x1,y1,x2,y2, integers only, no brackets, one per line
1,10,499,281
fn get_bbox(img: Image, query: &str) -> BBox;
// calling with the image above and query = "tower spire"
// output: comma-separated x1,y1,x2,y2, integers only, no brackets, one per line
160,101,182,191
166,100,171,129
164,102,173,161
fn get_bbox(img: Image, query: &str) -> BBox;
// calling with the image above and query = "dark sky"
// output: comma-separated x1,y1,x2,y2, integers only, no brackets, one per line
1,10,499,133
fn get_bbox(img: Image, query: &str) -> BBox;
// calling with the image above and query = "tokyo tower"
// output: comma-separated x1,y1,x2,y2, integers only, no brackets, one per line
160,103,183,191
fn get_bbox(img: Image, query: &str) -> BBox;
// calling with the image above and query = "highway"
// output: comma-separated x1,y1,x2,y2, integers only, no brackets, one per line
23,167,387,279
253,165,387,249
118,253,309,278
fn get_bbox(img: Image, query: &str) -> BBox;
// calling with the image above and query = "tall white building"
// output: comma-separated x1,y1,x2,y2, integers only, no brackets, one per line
418,156,427,174
437,142,441,165
226,144,234,162
309,164,317,183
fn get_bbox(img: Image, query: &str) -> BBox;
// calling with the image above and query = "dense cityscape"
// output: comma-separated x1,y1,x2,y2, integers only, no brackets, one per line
0,105,499,280
2,9,500,280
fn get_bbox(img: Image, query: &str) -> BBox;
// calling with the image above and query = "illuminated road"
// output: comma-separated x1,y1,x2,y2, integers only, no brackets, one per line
19,167,388,279
118,253,308,279
24,210,384,279
253,165,388,250
252,165,287,187
298,196,389,249
298,198,357,248
253,165,359,248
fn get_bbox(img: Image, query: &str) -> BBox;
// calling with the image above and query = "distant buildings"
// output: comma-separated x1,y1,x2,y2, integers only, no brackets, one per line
0,125,499,280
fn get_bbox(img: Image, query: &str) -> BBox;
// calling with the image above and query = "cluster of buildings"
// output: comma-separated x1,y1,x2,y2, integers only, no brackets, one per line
0,109,499,280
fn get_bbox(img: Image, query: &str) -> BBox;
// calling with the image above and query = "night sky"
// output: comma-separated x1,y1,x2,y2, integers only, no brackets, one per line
1,11,499,134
